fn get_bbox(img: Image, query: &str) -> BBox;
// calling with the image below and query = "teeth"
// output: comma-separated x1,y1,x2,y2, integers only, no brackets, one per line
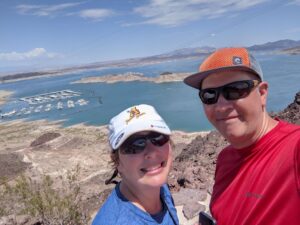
142,163,162,172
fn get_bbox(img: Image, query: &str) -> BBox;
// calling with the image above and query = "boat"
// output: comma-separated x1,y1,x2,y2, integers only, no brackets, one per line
67,100,75,108
34,105,43,113
57,102,63,109
76,99,89,106
45,104,52,111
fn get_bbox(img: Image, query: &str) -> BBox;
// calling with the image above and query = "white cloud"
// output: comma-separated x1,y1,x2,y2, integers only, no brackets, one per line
0,48,62,61
79,8,114,20
16,3,115,21
16,2,83,16
133,0,269,27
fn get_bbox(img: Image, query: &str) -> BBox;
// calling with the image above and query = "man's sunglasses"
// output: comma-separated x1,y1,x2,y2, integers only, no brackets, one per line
120,132,170,154
199,80,260,105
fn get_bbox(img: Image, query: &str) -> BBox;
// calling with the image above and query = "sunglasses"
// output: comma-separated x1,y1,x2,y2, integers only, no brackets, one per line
199,80,260,105
120,132,170,154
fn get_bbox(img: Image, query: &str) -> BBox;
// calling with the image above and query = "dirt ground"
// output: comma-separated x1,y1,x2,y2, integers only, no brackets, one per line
0,119,206,224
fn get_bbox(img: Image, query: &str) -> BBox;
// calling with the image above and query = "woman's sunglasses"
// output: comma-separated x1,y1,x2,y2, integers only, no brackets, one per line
199,80,260,105
120,132,170,154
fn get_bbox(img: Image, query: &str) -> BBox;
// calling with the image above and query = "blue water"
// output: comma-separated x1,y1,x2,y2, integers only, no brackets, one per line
0,54,299,132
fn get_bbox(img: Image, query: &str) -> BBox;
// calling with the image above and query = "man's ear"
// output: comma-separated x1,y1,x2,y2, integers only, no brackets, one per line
258,81,268,108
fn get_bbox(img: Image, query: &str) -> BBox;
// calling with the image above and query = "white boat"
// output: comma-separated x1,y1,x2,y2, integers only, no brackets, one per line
45,104,52,111
57,102,63,109
77,99,89,106
1,110,16,117
67,100,75,108
34,105,43,113
22,107,33,115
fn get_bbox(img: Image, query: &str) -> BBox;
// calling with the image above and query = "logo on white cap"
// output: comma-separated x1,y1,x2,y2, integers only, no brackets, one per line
126,106,145,124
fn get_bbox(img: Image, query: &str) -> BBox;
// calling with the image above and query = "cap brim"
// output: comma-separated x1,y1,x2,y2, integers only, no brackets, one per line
112,120,171,150
184,66,261,90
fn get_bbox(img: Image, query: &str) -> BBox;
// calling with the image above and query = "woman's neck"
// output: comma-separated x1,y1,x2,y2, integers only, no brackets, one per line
119,181,162,214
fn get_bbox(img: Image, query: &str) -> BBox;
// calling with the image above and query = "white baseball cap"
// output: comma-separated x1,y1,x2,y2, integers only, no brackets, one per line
108,104,171,150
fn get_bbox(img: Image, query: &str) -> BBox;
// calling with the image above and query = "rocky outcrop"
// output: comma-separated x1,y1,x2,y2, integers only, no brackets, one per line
272,91,300,124
30,132,61,147
169,131,227,192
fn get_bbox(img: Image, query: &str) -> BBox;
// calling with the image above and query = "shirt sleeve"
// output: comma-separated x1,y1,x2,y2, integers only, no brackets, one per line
295,138,300,193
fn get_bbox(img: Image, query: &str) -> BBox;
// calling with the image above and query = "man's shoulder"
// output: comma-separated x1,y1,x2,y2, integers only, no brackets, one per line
278,120,300,131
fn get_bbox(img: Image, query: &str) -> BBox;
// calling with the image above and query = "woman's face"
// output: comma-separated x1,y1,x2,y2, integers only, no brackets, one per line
117,131,172,191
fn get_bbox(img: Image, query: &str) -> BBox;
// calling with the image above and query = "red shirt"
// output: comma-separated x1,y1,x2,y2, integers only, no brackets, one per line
211,120,300,225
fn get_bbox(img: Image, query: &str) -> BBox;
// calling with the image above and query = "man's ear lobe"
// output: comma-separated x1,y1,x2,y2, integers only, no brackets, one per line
259,82,268,95
259,82,268,106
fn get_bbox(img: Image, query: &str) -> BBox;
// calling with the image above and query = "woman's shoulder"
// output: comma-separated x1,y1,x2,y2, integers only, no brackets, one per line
91,187,121,225
160,184,172,196
92,185,147,225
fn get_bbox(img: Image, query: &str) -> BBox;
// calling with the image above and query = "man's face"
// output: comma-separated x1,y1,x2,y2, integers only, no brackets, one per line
201,70,268,148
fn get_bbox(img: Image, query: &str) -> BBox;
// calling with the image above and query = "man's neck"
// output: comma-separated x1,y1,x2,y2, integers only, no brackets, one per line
231,114,279,149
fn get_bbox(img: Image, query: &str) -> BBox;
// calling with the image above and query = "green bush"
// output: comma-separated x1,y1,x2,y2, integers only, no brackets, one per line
0,165,89,225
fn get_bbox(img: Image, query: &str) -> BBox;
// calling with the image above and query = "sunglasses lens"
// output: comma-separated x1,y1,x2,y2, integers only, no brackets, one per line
224,81,252,100
199,80,258,105
120,133,169,154
199,89,218,105
120,137,146,154
131,138,147,148
150,133,169,146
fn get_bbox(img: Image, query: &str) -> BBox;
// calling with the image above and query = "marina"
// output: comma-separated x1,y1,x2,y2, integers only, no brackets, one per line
20,90,81,105
0,89,90,120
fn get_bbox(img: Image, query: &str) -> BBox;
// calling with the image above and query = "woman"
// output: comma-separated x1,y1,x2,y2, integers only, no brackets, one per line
92,104,179,225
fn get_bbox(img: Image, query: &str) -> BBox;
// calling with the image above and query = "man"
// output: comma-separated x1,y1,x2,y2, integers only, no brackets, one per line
184,47,300,225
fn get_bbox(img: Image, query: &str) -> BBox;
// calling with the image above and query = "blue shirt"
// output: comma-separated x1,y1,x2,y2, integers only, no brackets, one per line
92,183,179,225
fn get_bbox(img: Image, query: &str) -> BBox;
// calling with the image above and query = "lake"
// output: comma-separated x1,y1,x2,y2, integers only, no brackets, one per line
0,53,299,132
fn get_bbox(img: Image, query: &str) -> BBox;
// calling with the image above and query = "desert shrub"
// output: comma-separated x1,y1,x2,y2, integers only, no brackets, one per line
0,165,89,225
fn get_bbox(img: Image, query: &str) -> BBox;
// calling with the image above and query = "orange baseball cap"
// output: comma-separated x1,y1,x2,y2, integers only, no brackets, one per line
184,47,263,89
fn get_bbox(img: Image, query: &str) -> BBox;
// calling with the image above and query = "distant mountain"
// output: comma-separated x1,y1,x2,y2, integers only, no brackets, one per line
153,39,300,59
1,39,300,82
248,39,300,51
157,46,215,57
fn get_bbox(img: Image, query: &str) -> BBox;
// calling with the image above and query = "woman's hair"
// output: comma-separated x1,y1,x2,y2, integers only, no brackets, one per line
104,150,120,185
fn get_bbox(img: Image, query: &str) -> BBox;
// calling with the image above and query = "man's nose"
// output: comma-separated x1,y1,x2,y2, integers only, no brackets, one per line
215,94,232,110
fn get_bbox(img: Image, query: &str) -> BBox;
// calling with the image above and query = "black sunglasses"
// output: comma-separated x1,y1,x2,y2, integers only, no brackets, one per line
120,132,170,154
199,80,260,105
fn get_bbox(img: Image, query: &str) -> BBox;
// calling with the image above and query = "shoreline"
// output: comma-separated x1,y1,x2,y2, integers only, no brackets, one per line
0,118,212,135
0,90,13,106
72,72,192,84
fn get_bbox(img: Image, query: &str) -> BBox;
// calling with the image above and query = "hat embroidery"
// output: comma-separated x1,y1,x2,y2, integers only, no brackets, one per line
126,106,145,124
233,56,242,65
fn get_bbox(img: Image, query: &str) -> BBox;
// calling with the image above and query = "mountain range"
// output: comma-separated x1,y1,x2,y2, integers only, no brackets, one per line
1,39,300,82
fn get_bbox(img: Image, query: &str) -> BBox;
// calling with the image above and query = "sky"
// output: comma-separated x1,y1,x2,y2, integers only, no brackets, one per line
1,0,300,73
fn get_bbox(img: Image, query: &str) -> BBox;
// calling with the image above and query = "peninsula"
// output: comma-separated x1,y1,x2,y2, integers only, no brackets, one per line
0,90,12,106
72,72,192,84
